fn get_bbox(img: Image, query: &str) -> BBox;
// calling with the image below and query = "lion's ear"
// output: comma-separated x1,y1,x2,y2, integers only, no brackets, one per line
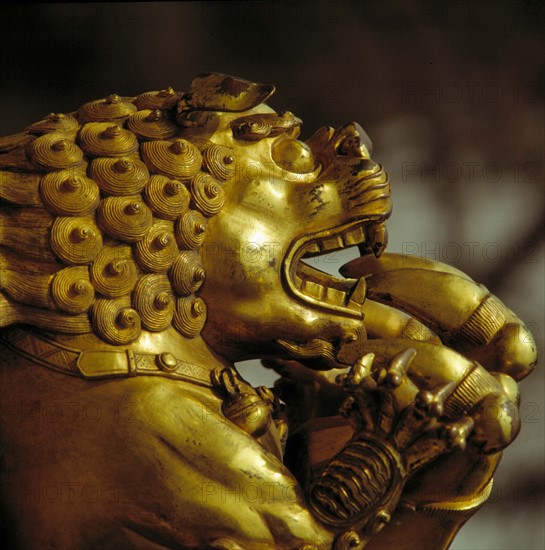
178,73,275,113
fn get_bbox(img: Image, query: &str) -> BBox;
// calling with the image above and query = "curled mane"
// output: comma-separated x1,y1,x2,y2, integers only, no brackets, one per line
0,88,236,345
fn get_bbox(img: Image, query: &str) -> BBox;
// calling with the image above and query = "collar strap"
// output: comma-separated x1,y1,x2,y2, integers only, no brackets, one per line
0,327,214,387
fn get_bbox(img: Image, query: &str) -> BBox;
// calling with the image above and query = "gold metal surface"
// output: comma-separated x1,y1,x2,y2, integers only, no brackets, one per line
0,73,537,549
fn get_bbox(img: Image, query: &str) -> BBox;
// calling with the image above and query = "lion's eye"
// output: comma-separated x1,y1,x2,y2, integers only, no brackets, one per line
271,137,315,174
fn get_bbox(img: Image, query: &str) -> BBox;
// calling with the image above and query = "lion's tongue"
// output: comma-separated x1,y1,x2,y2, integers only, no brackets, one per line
277,325,366,370
277,338,346,370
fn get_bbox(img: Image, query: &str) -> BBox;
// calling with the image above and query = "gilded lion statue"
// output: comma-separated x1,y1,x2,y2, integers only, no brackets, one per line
0,73,536,549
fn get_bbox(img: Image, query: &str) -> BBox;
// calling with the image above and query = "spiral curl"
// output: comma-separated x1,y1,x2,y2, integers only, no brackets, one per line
25,113,79,136
169,251,206,296
132,274,175,332
175,209,207,250
89,156,149,196
134,222,178,273
135,88,181,111
128,109,177,140
97,195,153,243
77,94,137,123
90,246,138,298
27,133,83,170
91,297,141,345
173,295,207,338
40,170,100,216
231,118,271,141
141,139,202,180
143,175,190,220
202,143,236,181
49,217,103,265
190,173,225,217
79,122,138,158
51,266,95,314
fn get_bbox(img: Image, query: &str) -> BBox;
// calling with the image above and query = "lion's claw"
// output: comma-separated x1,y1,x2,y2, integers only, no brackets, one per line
441,417,475,452
415,380,457,418
375,347,417,388
336,352,375,389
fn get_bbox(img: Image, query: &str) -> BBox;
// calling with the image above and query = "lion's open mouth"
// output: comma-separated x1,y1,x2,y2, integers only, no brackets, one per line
283,219,387,319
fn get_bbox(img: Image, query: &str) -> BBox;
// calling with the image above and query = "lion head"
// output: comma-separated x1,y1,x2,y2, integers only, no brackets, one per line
0,73,391,368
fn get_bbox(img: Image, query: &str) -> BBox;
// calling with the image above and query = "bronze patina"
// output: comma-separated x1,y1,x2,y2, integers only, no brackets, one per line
0,73,536,549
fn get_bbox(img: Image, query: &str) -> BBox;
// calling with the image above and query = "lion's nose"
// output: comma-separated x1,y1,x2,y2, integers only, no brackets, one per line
335,122,374,157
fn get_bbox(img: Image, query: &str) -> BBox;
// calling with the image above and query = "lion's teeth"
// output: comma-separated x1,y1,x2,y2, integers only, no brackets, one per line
347,277,366,306
301,279,325,300
321,235,343,251
295,233,368,312
305,242,320,254
343,226,365,246
367,222,388,258
325,286,345,306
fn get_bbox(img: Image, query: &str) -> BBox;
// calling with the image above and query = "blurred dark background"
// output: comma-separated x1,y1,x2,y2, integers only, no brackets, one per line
1,2,543,548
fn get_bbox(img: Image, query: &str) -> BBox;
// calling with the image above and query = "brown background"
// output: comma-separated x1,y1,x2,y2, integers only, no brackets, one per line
1,2,543,548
